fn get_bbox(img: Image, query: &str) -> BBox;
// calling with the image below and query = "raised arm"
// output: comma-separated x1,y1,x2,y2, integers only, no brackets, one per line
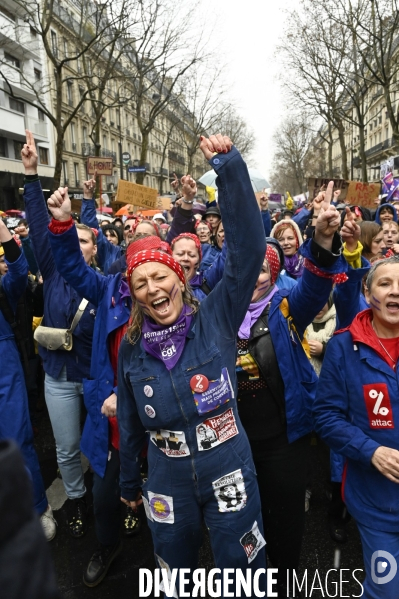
166,176,197,243
80,174,121,273
0,220,29,306
21,130,55,280
284,181,347,335
200,135,266,337
46,186,110,306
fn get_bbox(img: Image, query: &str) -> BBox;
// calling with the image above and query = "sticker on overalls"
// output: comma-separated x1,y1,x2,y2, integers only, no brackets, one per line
196,407,238,451
148,429,190,457
240,521,266,564
363,383,395,429
142,496,153,521
212,469,247,512
145,405,156,418
193,367,234,415
148,492,174,524
155,555,179,598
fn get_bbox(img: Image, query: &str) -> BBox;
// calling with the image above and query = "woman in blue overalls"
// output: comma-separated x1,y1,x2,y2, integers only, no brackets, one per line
118,135,267,596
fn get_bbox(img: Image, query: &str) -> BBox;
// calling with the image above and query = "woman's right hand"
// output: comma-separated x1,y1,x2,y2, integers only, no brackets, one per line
47,187,72,221
371,446,399,483
21,130,38,175
199,134,233,160
121,492,143,509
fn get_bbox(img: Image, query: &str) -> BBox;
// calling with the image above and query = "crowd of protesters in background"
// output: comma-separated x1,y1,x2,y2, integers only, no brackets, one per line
2,130,399,599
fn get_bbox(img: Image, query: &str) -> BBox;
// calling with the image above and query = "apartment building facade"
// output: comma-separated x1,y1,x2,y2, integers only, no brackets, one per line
319,84,399,183
0,2,55,210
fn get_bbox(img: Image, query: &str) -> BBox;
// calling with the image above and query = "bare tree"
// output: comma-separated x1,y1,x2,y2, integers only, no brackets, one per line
213,105,256,162
128,0,209,185
173,65,232,175
0,0,137,187
269,112,320,195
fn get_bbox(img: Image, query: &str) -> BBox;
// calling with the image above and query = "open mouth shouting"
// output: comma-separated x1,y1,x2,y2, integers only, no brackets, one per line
152,297,170,314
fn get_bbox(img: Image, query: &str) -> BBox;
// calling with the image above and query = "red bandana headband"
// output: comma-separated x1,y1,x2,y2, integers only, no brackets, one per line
265,245,280,285
127,250,186,290
171,233,202,260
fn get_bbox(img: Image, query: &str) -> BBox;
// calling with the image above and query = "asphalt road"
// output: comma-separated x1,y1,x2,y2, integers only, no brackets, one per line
34,409,366,599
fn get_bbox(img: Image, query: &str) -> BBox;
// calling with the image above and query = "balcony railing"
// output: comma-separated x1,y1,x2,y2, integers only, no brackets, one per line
24,116,47,138
364,137,396,158
82,143,96,156
168,150,185,165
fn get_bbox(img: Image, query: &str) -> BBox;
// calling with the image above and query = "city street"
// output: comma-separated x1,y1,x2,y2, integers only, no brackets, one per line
34,410,365,599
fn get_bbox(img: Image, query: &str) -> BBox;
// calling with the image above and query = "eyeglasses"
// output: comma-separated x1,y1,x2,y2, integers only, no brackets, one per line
124,225,132,231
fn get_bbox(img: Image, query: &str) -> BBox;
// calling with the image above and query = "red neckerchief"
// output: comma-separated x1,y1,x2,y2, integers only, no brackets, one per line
336,308,397,369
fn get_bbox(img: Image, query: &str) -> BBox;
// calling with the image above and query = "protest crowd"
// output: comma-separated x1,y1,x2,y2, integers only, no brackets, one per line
1,129,399,599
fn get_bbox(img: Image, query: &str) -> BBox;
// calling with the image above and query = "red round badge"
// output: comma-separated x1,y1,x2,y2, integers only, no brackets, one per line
190,374,209,393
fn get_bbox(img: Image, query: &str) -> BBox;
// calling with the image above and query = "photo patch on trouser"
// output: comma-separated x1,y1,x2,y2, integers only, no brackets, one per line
148,492,174,524
148,429,190,457
240,520,266,564
212,468,247,512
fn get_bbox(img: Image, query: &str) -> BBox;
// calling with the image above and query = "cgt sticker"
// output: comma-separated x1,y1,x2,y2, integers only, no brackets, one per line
148,492,174,524
212,469,247,512
240,520,266,564
148,429,190,457
363,383,395,429
196,407,239,451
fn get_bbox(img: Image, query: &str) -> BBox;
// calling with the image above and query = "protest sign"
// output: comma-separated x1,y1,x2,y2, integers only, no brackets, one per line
87,157,113,176
308,178,348,200
116,180,157,209
345,181,380,208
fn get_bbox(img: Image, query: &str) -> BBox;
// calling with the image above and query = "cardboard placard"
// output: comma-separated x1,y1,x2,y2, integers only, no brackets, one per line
87,157,113,176
308,178,348,200
116,180,157,209
345,181,381,208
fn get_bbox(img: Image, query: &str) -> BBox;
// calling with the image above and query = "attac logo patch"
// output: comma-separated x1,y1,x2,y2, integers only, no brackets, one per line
239,520,266,564
363,383,394,429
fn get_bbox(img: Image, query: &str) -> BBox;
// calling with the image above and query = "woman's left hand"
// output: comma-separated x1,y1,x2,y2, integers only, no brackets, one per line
101,393,117,417
308,339,323,357
341,207,360,252
314,181,340,249
47,187,71,222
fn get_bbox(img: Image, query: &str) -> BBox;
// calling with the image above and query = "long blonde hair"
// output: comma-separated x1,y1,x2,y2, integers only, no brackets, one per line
126,284,200,345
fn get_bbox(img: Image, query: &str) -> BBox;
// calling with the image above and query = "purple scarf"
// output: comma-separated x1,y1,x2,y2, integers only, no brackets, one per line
284,253,304,279
188,273,203,289
238,286,278,340
142,304,193,370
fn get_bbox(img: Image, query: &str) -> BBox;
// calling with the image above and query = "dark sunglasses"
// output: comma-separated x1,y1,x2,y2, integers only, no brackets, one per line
124,224,132,231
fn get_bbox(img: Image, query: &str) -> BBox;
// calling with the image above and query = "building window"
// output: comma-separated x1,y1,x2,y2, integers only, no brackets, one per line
4,52,21,69
67,81,73,106
39,147,49,165
51,31,58,57
63,38,68,58
62,161,68,184
386,127,389,140
0,137,8,158
82,126,88,144
34,68,41,81
9,97,25,113
30,26,37,38
0,6,15,21
38,109,46,122
74,163,79,185
13,140,24,160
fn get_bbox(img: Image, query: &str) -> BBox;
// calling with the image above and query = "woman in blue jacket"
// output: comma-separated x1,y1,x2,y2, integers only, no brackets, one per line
22,130,96,538
0,218,55,541
235,182,347,597
314,255,399,599
118,134,268,596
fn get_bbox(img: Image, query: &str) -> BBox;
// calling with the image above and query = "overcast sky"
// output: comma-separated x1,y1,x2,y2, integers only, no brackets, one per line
208,0,296,182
